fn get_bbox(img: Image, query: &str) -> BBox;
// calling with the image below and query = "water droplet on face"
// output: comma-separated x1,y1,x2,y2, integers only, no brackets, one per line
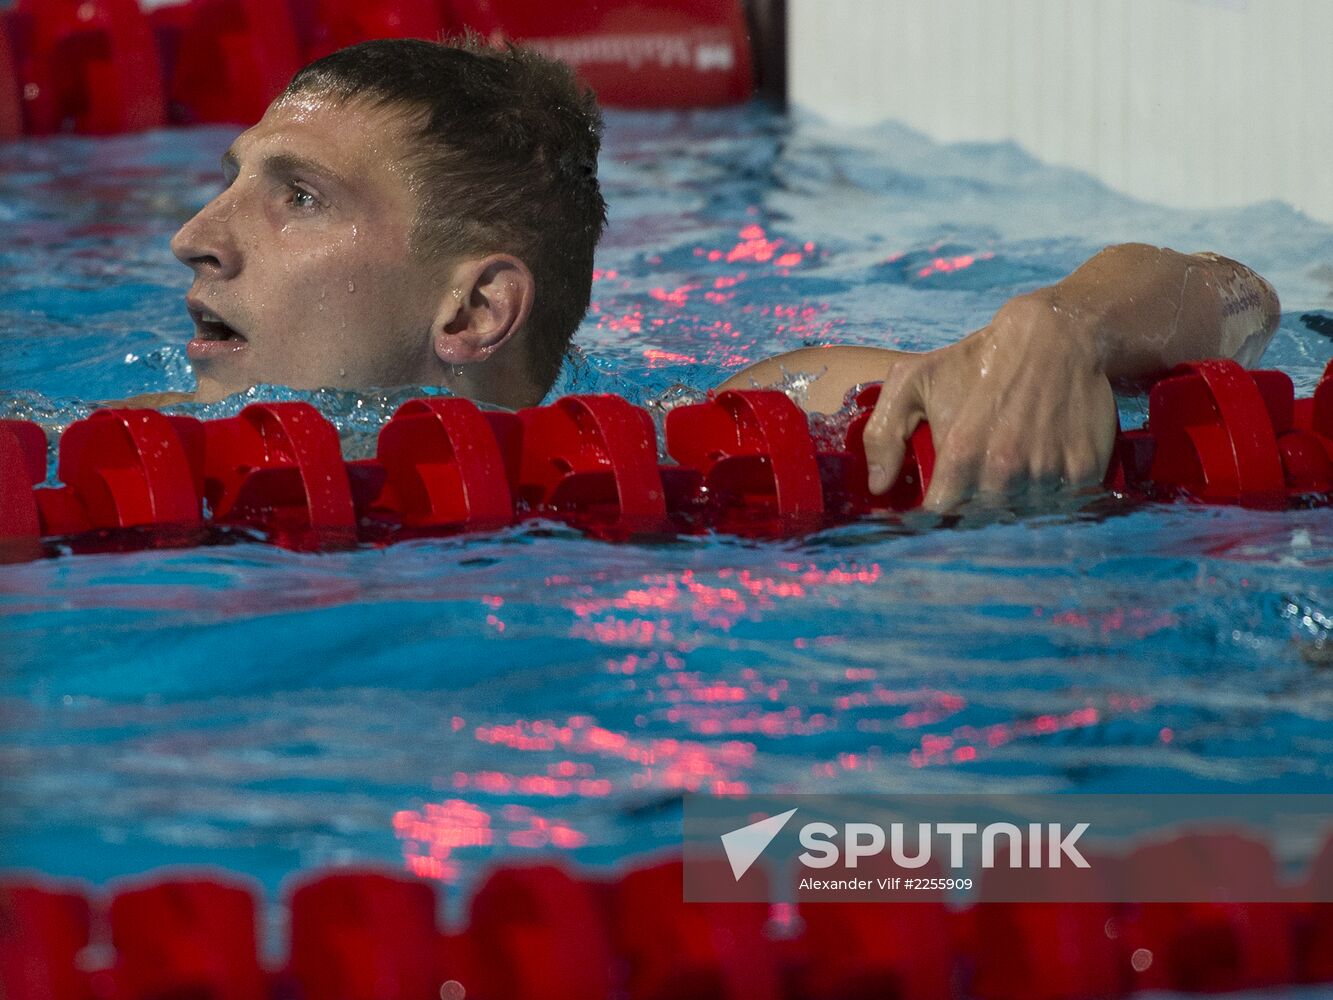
347,280,355,293
339,368,347,378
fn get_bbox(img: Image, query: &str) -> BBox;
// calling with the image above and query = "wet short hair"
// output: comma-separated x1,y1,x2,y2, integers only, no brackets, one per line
283,37,607,393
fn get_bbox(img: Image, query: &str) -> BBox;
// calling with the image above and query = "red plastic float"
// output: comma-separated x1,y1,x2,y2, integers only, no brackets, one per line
666,388,825,533
200,401,356,549
35,408,202,540
0,881,91,1000
352,397,517,536
1148,361,1290,504
466,864,615,1000
615,858,782,1000
287,869,441,1000
156,0,302,126
834,383,937,512
797,893,955,1000
517,393,669,536
0,16,21,140
0,419,45,560
1120,832,1298,993
1303,831,1333,982
969,858,1126,1000
109,877,265,1000
4,0,165,134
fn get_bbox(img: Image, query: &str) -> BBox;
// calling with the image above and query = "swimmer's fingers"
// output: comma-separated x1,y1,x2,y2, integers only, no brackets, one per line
863,360,927,495
1064,374,1118,488
922,370,1117,511
921,433,983,512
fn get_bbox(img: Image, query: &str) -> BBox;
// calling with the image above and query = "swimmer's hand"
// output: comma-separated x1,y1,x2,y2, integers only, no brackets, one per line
861,294,1117,510
105,391,197,408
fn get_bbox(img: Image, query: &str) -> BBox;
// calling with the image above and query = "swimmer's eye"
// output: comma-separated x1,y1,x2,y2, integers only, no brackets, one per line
286,183,322,213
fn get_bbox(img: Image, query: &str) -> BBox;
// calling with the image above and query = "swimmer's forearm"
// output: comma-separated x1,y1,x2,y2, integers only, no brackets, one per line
107,391,198,408
1015,243,1280,379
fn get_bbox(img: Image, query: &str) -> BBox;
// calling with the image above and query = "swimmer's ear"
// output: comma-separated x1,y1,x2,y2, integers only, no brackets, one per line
431,254,535,364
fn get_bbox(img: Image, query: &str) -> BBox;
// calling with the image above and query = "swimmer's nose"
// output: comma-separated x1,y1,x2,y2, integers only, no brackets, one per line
170,196,241,279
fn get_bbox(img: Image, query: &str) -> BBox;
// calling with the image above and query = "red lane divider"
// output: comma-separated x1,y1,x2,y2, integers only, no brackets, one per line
1148,361,1289,504
2,839,1331,1000
1304,833,1333,982
5,0,165,135
969,859,1126,1000
0,0,754,138
3,361,1333,560
833,384,937,512
797,891,955,999
36,409,203,540
352,397,517,537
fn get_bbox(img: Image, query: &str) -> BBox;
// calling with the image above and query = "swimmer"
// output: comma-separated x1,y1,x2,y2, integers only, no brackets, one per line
136,37,1280,512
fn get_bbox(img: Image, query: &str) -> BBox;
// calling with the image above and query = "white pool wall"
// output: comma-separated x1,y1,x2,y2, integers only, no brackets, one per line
788,0,1333,225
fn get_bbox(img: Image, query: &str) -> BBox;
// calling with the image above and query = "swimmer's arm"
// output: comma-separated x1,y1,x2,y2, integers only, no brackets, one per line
720,244,1279,509
1028,243,1280,379
716,345,899,413
718,244,1280,414
107,391,198,408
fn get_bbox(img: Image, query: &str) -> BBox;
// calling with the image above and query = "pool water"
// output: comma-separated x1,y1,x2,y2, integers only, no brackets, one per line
2,105,1333,918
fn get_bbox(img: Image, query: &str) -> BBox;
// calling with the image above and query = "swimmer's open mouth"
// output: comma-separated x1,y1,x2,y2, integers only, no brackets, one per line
189,307,247,343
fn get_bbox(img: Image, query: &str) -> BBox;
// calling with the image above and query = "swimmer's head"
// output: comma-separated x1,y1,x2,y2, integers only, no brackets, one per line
170,37,607,405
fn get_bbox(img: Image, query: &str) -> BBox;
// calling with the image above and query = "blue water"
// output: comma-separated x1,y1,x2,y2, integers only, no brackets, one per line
2,106,1333,927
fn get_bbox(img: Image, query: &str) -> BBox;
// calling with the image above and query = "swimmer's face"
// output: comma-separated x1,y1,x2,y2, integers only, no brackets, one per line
171,93,449,401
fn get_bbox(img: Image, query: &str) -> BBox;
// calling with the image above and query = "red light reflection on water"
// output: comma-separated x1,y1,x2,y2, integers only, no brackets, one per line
587,219,838,371
471,714,755,795
394,798,590,881
915,251,995,278
1040,605,1179,638
907,705,1105,768
566,565,881,637
643,348,698,366
394,799,493,881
